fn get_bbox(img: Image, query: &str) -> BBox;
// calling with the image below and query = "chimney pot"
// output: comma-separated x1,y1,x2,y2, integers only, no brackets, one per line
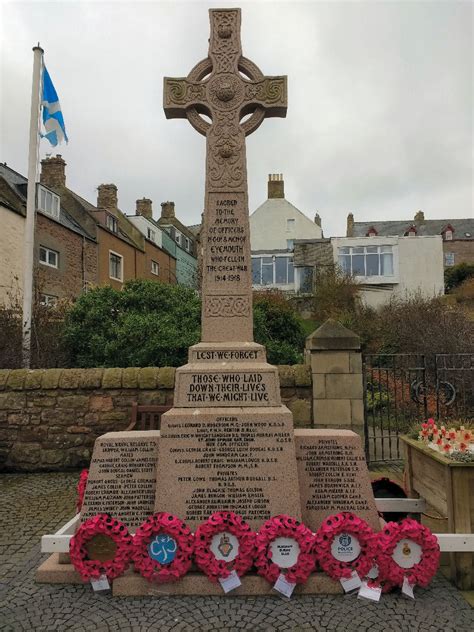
40,154,66,189
268,173,284,199
97,184,118,211
136,197,153,220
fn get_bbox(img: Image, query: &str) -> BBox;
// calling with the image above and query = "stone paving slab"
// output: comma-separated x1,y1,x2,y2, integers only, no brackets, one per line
0,472,473,631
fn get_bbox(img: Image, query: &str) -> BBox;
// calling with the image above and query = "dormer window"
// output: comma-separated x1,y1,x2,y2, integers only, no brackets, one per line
405,225,417,237
147,227,156,242
176,232,182,246
185,237,190,251
106,213,118,233
442,225,454,241
367,227,378,237
37,185,60,219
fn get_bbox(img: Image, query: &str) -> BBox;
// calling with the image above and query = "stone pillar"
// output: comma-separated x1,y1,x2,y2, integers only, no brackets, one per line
305,319,364,437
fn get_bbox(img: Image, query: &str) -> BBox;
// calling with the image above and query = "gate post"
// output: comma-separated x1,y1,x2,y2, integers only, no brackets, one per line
305,319,364,439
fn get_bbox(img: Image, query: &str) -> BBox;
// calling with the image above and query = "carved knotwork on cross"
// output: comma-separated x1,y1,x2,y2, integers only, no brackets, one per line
163,8,287,191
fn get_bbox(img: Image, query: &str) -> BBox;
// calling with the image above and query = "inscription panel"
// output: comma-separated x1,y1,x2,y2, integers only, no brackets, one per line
175,369,279,407
81,432,160,530
295,430,380,531
155,410,301,530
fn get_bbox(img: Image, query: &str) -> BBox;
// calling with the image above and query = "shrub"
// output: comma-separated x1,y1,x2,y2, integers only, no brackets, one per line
445,262,474,292
62,280,201,367
311,265,360,323
253,290,306,364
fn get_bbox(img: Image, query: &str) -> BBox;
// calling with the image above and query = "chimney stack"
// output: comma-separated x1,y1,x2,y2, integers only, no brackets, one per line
161,201,175,219
40,154,66,189
268,173,284,199
414,210,425,223
314,212,321,227
97,184,118,211
136,197,153,220
347,212,355,237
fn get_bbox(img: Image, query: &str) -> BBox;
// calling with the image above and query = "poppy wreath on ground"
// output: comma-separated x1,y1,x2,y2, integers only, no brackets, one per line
76,469,89,513
313,512,377,581
69,514,133,581
131,513,194,583
374,518,440,588
255,515,315,584
193,511,256,582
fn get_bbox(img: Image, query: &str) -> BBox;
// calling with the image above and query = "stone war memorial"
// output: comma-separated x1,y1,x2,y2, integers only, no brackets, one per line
37,8,379,596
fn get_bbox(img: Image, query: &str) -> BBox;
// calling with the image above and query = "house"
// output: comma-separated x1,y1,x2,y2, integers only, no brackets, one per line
250,174,323,292
347,211,474,269
39,155,177,290
0,161,98,307
294,234,445,308
157,201,198,287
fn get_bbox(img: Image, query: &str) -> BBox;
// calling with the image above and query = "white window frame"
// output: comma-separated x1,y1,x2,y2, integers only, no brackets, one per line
175,232,182,246
286,218,295,232
39,245,59,269
151,260,160,276
147,227,156,242
444,252,455,267
40,293,58,307
444,230,453,241
109,250,123,281
106,213,118,233
185,237,190,251
37,185,60,220
252,255,294,287
338,244,395,278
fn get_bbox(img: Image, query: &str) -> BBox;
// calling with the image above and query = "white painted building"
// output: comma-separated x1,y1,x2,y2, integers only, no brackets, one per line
251,174,322,291
331,235,445,308
127,213,164,249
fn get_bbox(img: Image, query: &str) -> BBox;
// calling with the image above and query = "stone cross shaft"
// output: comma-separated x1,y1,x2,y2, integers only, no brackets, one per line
163,8,287,342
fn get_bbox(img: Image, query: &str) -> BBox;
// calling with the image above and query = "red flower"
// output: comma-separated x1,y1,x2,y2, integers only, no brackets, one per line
443,443,451,453
421,423,428,430
459,442,468,452
436,437,443,446
427,418,435,426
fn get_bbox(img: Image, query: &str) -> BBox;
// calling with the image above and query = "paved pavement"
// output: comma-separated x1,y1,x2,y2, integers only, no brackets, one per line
0,471,473,631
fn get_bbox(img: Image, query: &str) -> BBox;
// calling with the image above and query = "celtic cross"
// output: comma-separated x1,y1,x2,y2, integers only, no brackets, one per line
163,8,287,342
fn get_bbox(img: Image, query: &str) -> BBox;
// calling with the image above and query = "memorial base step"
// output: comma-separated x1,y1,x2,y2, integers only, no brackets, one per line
36,554,343,595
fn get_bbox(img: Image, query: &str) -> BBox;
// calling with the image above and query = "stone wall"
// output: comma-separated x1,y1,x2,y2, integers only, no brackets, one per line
0,365,311,472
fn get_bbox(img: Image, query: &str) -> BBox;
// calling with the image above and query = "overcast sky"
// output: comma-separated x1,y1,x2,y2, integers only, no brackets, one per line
1,0,472,237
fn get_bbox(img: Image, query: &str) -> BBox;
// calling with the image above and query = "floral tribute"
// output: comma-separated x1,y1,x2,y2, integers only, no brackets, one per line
375,518,440,589
194,511,256,582
313,512,377,581
76,469,89,512
69,514,133,581
255,515,315,584
417,418,473,456
131,513,194,583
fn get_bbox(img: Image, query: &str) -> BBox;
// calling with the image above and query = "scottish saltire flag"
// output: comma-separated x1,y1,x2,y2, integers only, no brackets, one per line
41,66,68,146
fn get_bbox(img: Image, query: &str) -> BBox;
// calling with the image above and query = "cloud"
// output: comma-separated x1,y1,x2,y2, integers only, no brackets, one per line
1,1,472,238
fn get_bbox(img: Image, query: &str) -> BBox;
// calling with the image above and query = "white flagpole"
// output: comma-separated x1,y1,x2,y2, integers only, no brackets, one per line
22,44,44,368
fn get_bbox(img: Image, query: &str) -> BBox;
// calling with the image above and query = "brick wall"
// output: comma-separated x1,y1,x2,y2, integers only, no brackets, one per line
443,240,474,267
36,213,98,299
0,366,311,471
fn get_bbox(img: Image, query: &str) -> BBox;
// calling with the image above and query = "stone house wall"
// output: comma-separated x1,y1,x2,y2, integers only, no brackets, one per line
0,365,311,472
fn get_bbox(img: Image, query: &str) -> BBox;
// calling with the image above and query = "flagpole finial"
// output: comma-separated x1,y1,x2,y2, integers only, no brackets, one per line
33,43,44,53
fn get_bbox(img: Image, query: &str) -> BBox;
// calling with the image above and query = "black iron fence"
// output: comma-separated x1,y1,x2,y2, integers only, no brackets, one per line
363,353,474,463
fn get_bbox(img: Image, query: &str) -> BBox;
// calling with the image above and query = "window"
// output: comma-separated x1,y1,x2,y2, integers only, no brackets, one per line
175,232,182,246
445,253,455,267
444,229,453,241
109,251,123,281
39,245,59,268
338,245,394,277
151,260,160,275
185,237,190,251
298,267,313,293
252,256,294,286
106,214,118,233
39,294,58,307
147,227,156,241
286,239,294,251
37,185,60,219
286,218,295,232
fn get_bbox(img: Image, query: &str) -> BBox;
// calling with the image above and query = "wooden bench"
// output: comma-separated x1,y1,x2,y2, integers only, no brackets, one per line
125,403,172,431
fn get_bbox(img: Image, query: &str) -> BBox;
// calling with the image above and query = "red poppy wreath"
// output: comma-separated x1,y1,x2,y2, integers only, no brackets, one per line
69,514,133,582
255,515,315,584
131,513,194,583
194,511,256,582
313,512,377,581
375,518,440,588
